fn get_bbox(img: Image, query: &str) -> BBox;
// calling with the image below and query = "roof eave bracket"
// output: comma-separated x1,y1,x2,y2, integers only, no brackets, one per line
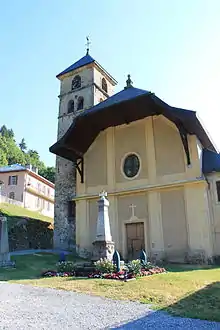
76,157,84,183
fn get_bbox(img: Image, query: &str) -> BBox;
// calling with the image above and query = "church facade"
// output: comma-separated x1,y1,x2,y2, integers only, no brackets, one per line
50,51,220,263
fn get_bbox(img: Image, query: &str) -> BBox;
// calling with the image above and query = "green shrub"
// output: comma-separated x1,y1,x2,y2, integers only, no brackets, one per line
141,261,155,270
94,258,116,274
126,259,142,275
57,261,76,273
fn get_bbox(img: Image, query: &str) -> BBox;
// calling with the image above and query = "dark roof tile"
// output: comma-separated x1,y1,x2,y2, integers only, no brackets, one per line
56,54,95,78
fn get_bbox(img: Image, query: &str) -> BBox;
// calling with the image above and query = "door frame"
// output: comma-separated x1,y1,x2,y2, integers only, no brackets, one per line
122,218,147,259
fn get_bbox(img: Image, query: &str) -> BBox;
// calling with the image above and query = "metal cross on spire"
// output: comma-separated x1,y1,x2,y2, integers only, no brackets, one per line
86,36,91,55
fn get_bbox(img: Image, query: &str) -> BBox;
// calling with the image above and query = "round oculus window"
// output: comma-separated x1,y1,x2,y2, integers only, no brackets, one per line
123,154,140,178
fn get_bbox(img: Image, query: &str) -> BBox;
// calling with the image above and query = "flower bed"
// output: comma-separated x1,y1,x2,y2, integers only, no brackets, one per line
88,266,166,280
41,259,166,280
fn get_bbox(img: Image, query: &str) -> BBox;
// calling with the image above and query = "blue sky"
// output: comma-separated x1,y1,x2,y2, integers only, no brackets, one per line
1,1,220,166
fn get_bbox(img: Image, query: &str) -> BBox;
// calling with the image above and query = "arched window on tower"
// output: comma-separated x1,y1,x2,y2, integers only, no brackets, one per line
72,75,81,90
77,97,84,110
102,78,108,93
67,100,74,113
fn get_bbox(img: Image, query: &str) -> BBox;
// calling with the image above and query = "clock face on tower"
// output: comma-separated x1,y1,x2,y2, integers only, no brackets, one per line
72,75,81,90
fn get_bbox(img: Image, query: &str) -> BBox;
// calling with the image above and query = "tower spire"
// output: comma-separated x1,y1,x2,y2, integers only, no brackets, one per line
86,36,91,55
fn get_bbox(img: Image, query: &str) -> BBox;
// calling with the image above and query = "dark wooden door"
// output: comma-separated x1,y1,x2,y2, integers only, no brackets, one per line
126,222,145,260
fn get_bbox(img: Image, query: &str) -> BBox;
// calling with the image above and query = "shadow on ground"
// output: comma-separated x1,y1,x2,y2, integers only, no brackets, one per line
111,310,220,329
112,282,220,328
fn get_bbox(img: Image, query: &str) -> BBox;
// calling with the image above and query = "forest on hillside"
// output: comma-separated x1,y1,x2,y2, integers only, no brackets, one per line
0,125,55,183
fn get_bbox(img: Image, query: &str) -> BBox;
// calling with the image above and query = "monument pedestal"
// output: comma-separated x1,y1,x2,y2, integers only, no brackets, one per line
92,240,115,262
92,191,115,261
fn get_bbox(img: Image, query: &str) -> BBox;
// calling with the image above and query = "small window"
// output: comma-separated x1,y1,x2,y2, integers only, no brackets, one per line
102,78,108,93
47,202,50,211
67,100,74,113
72,75,81,90
42,200,45,209
37,197,40,208
8,175,18,185
9,192,15,200
42,186,45,194
77,97,84,110
123,154,140,178
37,183,41,192
216,181,220,202
68,200,76,217
47,188,50,196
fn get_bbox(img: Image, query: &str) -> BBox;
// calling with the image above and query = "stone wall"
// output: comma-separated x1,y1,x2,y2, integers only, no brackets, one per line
8,217,53,251
53,156,76,250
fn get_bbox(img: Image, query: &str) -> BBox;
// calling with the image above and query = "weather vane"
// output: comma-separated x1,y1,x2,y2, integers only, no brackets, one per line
86,36,91,55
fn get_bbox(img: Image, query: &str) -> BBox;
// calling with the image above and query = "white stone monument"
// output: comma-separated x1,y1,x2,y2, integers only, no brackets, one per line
92,191,115,261
0,215,15,268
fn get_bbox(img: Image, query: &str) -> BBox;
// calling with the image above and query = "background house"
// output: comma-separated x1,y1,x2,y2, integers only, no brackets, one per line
0,164,54,218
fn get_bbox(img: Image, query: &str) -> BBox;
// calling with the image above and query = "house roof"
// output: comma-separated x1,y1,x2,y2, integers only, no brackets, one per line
202,149,220,174
0,164,55,187
0,164,26,173
50,83,216,162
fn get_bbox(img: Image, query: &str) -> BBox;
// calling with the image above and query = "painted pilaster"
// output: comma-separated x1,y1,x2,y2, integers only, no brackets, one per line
106,127,115,190
76,199,90,257
148,191,164,260
108,195,118,248
145,117,164,260
145,117,157,184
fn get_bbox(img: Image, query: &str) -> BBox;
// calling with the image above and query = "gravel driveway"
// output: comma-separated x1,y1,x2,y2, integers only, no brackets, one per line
0,282,220,329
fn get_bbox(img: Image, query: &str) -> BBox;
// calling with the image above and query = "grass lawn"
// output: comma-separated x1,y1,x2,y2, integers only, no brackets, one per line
0,254,220,322
0,202,53,225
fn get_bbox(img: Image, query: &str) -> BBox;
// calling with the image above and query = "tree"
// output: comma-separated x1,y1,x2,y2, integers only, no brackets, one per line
0,124,55,183
19,138,27,152
39,166,55,183
0,125,14,139
0,136,8,166
6,138,26,165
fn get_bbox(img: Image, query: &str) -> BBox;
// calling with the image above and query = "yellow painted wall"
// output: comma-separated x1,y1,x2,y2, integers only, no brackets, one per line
206,173,220,255
154,116,185,176
115,121,148,183
75,113,214,261
160,188,188,259
85,131,107,187
184,182,213,257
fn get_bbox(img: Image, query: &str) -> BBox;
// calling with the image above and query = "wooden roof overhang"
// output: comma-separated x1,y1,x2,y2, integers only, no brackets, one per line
50,90,216,183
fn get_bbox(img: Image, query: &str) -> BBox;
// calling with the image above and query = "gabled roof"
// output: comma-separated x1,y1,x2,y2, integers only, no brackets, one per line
50,84,216,162
56,54,95,78
202,149,220,174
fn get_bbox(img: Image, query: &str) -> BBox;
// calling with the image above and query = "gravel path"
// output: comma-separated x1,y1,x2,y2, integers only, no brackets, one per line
0,282,220,329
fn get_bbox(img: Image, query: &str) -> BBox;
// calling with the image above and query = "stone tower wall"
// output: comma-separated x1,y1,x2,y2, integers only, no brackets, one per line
53,62,116,251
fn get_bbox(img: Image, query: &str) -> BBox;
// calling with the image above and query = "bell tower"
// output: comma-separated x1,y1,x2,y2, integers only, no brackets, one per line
54,42,117,250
